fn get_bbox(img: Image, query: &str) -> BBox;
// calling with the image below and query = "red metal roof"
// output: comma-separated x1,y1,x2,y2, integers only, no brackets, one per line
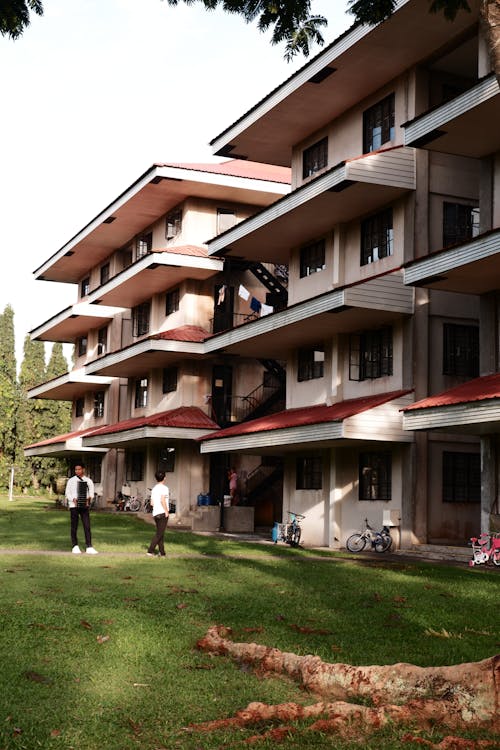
153,244,209,257
403,373,500,412
87,406,219,438
154,159,291,185
153,325,212,343
25,426,107,449
201,390,411,441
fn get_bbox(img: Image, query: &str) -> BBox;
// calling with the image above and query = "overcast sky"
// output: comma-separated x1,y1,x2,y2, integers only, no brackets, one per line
0,0,351,368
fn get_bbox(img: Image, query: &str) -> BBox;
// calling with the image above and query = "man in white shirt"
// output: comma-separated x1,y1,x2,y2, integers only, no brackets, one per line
146,470,169,557
65,464,98,555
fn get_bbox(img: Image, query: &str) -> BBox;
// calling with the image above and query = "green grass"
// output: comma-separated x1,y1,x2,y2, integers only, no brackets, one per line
0,495,498,749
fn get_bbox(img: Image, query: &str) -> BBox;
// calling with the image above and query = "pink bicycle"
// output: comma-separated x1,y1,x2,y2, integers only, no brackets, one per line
468,532,500,567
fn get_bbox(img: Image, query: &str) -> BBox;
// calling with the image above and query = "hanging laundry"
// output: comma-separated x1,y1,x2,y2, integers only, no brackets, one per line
217,284,226,305
260,303,274,317
250,296,262,313
238,284,250,301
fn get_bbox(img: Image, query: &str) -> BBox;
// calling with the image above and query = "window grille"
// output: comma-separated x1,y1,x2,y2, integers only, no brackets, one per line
93,391,105,419
134,378,148,408
97,326,107,356
100,263,110,286
132,302,150,337
349,327,393,381
136,232,152,259
80,277,90,297
443,323,479,378
363,93,395,153
157,446,175,473
302,137,328,179
126,452,144,482
359,451,392,501
443,451,480,503
361,208,393,265
443,202,480,248
166,288,180,315
300,239,326,277
75,398,84,418
166,207,182,239
296,456,323,489
297,345,324,381
162,367,178,394
77,337,87,357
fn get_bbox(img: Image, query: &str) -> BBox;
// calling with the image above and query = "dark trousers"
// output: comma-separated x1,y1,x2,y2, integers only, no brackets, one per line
70,507,92,548
148,513,168,555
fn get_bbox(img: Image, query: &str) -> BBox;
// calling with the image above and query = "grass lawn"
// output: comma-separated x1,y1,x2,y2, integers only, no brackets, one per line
0,495,498,749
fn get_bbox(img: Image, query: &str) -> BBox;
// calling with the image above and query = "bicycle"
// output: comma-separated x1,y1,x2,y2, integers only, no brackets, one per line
468,532,500,567
143,489,153,514
272,511,305,547
119,485,142,512
345,518,393,553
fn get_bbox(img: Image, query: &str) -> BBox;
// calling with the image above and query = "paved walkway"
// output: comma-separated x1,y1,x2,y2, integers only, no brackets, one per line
0,527,476,567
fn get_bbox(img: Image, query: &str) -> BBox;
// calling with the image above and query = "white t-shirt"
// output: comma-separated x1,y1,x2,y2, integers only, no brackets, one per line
151,481,169,516
65,475,95,508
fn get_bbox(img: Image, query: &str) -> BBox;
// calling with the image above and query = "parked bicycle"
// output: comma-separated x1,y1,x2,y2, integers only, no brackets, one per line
468,532,500,567
272,511,305,547
345,518,393,553
113,485,142,512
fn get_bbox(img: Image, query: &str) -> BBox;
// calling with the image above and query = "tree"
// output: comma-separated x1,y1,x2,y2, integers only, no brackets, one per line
163,1,499,78
0,305,19,488
16,335,47,489
16,340,71,491
348,1,500,84
0,0,43,39
166,0,327,60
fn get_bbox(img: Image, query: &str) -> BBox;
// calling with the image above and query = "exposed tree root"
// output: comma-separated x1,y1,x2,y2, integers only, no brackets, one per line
401,737,499,749
190,625,500,742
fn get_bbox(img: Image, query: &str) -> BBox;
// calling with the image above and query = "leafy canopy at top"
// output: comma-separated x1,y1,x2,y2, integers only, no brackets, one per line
2,1,474,60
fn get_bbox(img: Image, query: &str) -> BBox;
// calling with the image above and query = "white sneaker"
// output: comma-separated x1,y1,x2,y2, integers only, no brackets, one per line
72,545,81,554
86,547,98,555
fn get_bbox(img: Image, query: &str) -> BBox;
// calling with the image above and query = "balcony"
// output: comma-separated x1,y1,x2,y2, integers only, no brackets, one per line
85,325,209,377
404,227,500,294
30,301,125,343
27,369,114,401
205,269,414,359
34,163,289,284
403,74,500,157
87,248,223,308
207,147,416,264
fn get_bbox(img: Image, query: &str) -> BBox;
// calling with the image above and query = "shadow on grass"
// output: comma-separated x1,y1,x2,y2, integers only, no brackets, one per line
0,498,499,749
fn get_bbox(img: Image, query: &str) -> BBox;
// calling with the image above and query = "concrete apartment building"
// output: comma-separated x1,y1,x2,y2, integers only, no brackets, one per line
26,0,500,549
25,160,291,528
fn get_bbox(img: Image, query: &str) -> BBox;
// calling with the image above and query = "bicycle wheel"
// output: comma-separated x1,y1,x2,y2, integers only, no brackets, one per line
346,533,366,553
374,532,392,553
128,497,141,512
290,527,301,547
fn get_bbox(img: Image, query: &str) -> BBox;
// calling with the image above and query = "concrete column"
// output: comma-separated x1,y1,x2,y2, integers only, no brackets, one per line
480,436,495,534
326,447,343,548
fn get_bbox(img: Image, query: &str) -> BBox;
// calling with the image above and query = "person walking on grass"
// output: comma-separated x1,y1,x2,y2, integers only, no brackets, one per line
147,470,169,557
65,464,98,555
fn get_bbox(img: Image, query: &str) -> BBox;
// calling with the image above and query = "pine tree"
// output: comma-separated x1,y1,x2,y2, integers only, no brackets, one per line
16,336,47,490
16,340,71,492
45,342,71,441
0,306,19,488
